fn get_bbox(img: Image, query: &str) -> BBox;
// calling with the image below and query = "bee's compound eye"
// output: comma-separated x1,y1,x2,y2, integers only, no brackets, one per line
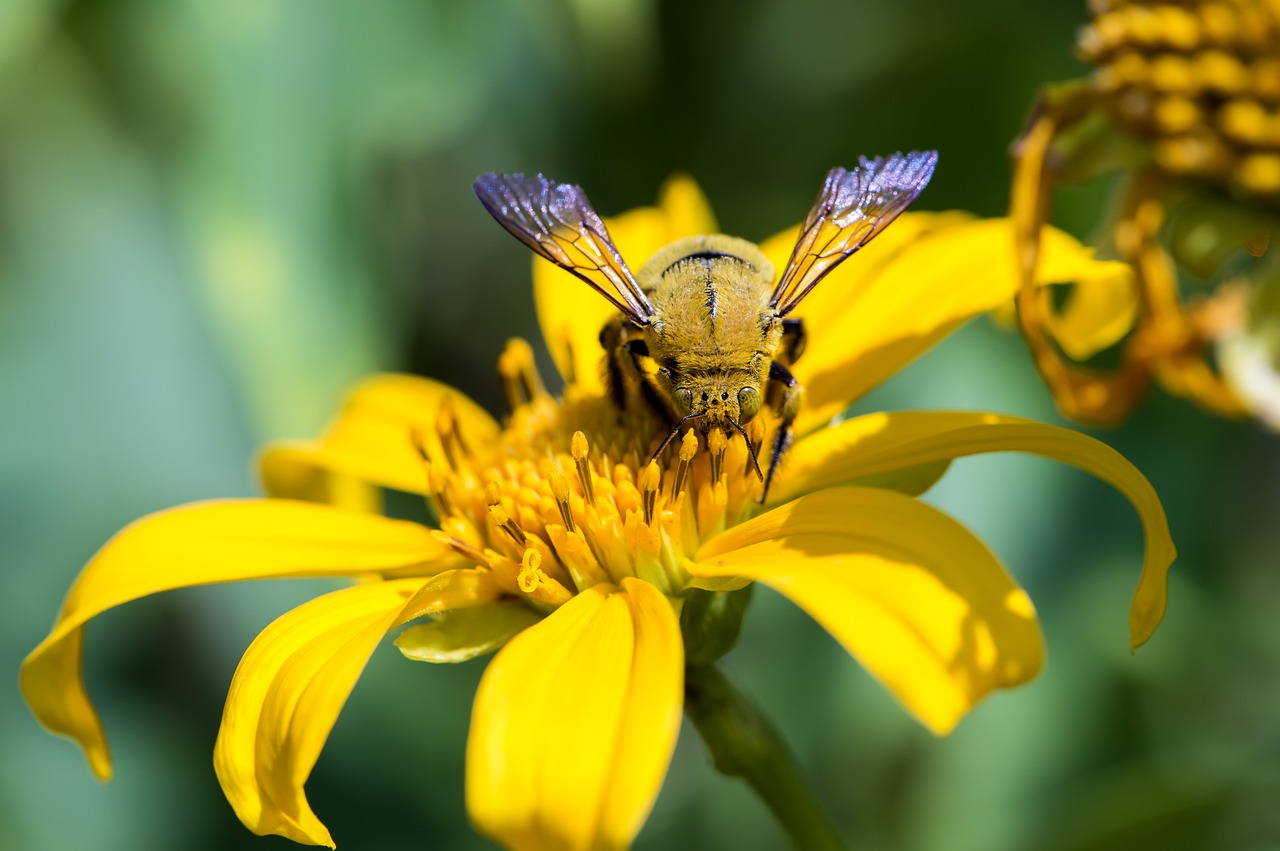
674,388,694,415
737,386,761,421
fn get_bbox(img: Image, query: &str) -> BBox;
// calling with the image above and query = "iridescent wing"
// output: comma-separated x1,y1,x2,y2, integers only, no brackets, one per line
473,172,654,325
770,151,938,316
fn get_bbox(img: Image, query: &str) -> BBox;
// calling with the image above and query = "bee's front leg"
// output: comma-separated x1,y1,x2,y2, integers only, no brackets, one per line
763,361,803,502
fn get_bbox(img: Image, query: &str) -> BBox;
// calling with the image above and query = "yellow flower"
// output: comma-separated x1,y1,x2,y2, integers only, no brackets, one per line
1011,0,1280,425
22,176,1175,849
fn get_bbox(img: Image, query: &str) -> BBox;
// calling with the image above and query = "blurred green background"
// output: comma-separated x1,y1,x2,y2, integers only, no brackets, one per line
4,0,1279,849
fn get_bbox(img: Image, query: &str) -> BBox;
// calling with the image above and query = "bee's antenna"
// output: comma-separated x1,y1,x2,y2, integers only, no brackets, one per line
727,418,764,482
650,412,704,465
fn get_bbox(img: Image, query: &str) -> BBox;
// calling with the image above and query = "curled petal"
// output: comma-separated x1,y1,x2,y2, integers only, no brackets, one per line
775,411,1174,648
215,569,499,847
691,488,1043,734
467,577,683,850
1036,258,1137,361
260,373,500,498
21,499,453,782
534,176,716,392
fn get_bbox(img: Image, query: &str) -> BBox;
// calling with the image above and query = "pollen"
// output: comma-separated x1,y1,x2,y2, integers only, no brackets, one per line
409,339,770,610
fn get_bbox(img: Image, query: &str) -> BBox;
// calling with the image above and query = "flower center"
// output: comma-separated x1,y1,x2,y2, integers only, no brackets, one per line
1079,0,1280,192
416,339,769,611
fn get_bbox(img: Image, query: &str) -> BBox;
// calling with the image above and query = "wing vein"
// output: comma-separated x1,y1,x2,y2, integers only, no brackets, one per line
771,151,938,316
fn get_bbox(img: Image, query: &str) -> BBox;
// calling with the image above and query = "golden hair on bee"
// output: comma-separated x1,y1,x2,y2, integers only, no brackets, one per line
473,152,937,499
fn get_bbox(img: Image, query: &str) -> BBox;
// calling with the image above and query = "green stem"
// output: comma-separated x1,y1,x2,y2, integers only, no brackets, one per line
684,664,846,851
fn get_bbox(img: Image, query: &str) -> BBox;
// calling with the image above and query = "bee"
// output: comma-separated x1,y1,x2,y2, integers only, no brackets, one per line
473,151,937,498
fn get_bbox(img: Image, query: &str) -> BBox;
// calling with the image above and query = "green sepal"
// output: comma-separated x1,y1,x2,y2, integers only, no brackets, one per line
679,584,753,667
395,602,541,664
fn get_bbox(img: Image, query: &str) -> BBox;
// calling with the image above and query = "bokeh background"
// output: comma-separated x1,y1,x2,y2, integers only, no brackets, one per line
4,0,1279,849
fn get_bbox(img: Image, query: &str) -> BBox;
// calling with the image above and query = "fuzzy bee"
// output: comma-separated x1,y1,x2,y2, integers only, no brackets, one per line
473,151,937,498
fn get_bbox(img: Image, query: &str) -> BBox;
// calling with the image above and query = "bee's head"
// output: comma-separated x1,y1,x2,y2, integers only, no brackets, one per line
671,380,762,428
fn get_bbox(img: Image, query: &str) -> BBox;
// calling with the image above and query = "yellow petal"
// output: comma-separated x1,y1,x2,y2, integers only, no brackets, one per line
757,211,975,337
467,577,683,850
395,601,541,663
214,569,497,847
259,373,500,498
259,455,386,514
21,499,453,782
997,225,1138,360
215,579,419,847
774,411,1174,649
691,487,1043,734
770,217,1120,434
1038,249,1137,361
534,176,716,392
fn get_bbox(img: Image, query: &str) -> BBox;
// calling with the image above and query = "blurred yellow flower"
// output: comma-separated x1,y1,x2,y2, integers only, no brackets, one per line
23,176,1175,849
1011,0,1280,425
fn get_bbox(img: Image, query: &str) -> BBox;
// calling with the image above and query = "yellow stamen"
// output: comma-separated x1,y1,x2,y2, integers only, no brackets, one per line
571,431,596,505
516,547,573,607
435,397,466,468
487,503,525,546
517,548,545,592
623,508,661,562
497,338,547,411
696,478,729,539
674,429,698,496
429,529,490,567
409,427,429,462
545,525,609,590
550,470,576,532
411,440,456,518
641,461,661,525
708,427,727,485
440,515,482,550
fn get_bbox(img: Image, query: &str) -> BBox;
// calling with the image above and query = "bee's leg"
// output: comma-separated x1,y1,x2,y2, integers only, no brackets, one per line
762,361,803,502
599,320,629,411
780,317,807,365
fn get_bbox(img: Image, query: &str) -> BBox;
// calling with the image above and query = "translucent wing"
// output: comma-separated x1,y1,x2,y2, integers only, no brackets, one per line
473,172,654,325
770,151,938,316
